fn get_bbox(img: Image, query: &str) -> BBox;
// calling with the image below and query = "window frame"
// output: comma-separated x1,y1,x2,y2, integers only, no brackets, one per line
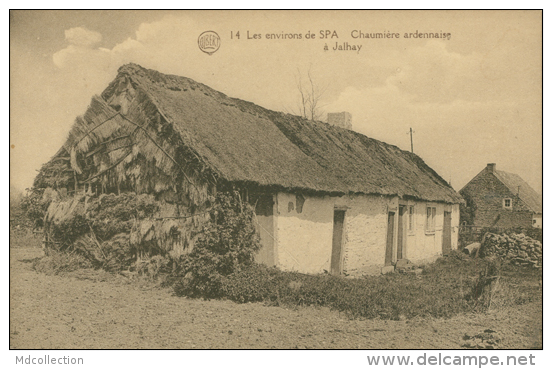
425,206,436,233
408,205,415,232
503,198,512,209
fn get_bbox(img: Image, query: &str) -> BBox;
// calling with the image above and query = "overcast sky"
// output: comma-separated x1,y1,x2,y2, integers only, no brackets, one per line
10,10,542,194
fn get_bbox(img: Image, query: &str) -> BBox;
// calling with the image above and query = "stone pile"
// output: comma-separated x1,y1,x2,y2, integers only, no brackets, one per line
480,232,542,268
394,259,423,275
462,329,502,349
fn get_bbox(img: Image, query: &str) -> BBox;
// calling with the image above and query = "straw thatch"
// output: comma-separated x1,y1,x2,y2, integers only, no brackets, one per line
98,63,462,203
47,63,462,204
50,83,214,208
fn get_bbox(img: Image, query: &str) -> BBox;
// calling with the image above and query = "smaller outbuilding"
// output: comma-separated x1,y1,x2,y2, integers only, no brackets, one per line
459,163,542,229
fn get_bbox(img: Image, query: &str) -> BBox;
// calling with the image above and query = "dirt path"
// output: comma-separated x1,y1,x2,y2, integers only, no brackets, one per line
10,247,542,349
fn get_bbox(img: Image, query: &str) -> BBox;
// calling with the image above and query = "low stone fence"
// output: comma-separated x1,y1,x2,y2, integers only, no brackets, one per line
479,232,542,268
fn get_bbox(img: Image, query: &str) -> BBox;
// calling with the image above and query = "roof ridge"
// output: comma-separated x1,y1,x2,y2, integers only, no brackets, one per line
459,167,488,193
119,64,433,163
114,66,222,178
104,64,463,203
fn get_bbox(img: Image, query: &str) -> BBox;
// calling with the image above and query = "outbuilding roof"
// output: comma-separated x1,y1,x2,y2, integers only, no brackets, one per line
494,170,542,213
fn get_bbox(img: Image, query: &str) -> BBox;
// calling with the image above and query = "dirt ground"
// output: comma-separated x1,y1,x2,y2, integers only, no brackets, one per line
10,246,542,349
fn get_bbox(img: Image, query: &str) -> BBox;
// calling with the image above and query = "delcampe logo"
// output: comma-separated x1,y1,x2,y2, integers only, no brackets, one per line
198,31,221,55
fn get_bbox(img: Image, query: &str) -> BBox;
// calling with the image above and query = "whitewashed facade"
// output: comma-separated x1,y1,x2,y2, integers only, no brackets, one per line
255,192,460,276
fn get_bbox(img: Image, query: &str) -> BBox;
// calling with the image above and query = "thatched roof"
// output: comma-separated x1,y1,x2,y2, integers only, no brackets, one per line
494,170,542,213
64,63,462,204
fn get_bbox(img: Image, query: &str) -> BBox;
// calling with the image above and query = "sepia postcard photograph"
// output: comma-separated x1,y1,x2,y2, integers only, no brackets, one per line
9,9,543,358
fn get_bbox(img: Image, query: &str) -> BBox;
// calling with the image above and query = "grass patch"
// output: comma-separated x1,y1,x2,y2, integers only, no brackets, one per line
218,263,470,320
9,227,42,249
490,262,542,307
200,252,541,320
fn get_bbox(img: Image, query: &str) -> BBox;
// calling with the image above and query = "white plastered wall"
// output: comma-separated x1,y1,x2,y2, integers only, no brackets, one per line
400,202,460,265
274,192,388,275
271,192,460,276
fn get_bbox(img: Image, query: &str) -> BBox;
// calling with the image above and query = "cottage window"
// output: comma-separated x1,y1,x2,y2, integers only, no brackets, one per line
503,198,512,209
426,206,436,233
408,205,415,231
296,194,305,213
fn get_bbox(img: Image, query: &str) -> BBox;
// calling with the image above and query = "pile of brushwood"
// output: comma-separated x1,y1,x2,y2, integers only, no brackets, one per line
479,232,542,268
34,189,260,278
43,192,162,271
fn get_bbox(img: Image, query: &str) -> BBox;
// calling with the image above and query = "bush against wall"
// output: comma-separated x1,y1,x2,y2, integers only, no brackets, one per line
173,190,261,298
20,189,48,228
38,187,258,277
459,192,476,226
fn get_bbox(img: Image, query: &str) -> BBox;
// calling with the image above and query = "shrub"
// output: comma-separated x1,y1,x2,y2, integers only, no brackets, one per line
22,159,75,228
20,189,49,228
94,233,135,272
216,254,540,320
222,264,295,304
49,214,89,250
172,190,261,298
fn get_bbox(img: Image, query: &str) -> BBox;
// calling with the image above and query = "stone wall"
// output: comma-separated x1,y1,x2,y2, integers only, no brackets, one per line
460,169,532,228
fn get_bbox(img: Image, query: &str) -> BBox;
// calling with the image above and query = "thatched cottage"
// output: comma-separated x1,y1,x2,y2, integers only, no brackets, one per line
460,163,542,229
40,63,463,276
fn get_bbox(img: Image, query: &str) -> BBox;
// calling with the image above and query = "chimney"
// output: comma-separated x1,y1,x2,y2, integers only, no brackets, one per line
487,163,496,173
327,112,352,130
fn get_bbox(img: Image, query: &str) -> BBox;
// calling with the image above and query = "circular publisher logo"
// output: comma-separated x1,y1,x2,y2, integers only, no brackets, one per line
198,31,221,55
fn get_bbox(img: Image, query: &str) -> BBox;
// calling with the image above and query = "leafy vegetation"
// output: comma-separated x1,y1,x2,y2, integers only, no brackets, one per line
86,193,160,241
178,250,541,320
20,189,48,228
43,193,161,271
172,191,261,298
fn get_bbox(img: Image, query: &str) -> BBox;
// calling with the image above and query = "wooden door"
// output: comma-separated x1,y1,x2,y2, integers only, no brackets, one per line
442,211,452,254
254,194,275,266
397,206,406,260
385,212,395,266
331,210,346,275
